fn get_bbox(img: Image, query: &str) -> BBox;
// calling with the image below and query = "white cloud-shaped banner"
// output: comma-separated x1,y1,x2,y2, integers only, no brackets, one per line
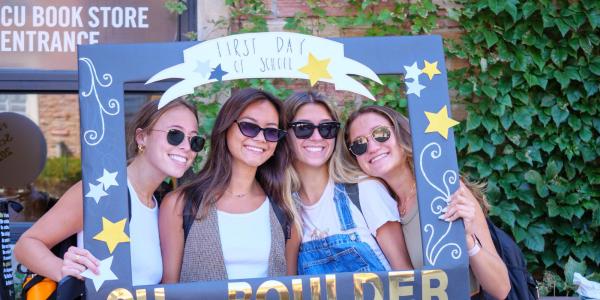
147,32,382,108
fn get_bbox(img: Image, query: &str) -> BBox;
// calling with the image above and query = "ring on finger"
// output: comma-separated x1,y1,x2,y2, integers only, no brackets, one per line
75,254,80,262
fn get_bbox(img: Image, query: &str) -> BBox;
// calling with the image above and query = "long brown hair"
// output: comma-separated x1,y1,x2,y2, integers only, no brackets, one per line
179,88,294,222
126,98,198,162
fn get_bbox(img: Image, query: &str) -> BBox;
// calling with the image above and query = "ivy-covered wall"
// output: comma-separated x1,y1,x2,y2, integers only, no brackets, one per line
167,0,600,295
447,0,600,295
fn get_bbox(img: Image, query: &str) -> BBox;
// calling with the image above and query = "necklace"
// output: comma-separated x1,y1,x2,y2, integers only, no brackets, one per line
226,187,253,198
398,182,416,217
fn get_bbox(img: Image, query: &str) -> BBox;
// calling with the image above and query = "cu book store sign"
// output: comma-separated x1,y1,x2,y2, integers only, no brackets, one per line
0,0,180,70
71,31,472,299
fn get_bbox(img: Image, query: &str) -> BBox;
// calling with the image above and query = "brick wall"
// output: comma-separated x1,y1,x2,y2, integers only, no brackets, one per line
38,94,81,157
223,0,469,118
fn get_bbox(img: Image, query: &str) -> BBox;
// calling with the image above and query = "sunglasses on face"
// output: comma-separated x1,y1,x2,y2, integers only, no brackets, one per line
348,126,392,156
152,129,205,152
235,121,286,142
288,121,340,139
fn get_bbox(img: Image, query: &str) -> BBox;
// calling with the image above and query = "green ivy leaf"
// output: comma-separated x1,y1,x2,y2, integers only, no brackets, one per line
500,112,514,130
488,0,504,14
551,105,569,125
483,142,496,158
504,155,519,170
545,159,563,179
481,84,498,98
554,19,570,37
482,116,499,132
551,48,568,66
514,107,533,129
483,30,499,47
466,113,482,131
522,1,537,19
524,233,545,252
579,126,593,142
590,56,600,76
524,170,543,184
564,256,587,285
468,134,484,152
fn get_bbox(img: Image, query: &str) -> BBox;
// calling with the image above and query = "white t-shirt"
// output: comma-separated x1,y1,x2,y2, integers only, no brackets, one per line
217,198,271,280
77,180,162,286
299,179,400,270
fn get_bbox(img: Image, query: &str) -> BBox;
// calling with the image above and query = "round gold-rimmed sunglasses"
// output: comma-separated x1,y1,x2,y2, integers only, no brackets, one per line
348,126,392,156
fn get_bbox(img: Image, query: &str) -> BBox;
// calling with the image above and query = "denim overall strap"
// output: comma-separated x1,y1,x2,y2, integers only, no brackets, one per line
333,183,356,231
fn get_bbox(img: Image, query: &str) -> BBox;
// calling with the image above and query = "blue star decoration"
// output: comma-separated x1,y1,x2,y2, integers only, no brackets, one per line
209,64,228,81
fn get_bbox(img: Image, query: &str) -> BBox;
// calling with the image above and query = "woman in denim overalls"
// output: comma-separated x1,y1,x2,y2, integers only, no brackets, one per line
283,92,412,275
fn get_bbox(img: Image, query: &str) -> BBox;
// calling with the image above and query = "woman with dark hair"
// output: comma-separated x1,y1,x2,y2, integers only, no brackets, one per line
343,105,510,299
15,99,204,286
160,88,298,283
283,91,412,275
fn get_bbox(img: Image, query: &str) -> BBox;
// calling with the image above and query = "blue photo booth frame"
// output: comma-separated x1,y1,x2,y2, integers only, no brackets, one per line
74,34,470,299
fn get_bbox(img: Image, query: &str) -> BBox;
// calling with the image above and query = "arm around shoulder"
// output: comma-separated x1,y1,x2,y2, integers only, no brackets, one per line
159,190,186,283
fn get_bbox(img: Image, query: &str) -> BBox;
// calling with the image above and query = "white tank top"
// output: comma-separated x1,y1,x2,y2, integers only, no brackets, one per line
77,180,162,286
217,198,271,280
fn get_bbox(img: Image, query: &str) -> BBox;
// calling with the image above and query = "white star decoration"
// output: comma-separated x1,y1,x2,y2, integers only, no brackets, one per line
85,182,108,204
406,79,426,97
404,62,422,81
97,169,118,191
194,59,211,77
81,256,118,291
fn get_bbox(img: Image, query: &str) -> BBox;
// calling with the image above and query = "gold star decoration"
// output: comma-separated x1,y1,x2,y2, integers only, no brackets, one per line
424,105,459,139
298,53,332,86
422,60,441,80
93,217,130,254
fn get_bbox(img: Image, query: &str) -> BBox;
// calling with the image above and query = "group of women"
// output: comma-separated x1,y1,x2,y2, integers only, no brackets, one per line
14,88,510,299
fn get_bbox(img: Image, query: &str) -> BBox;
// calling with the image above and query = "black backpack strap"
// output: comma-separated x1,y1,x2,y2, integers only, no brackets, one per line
127,189,132,221
182,199,196,243
270,198,291,240
22,275,58,300
343,183,361,214
22,274,45,294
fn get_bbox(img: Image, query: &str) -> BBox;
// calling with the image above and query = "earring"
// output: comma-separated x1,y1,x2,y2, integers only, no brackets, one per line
138,144,145,154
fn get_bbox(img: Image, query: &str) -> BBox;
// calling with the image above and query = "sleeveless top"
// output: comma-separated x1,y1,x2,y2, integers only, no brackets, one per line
77,180,162,286
217,199,271,279
179,201,287,282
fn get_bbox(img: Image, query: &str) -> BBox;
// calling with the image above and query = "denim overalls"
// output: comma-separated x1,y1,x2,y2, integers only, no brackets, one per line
297,183,387,275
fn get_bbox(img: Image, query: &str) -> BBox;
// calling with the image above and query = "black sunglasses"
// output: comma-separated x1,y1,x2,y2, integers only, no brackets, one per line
235,121,286,142
288,121,340,139
152,129,205,152
348,126,392,156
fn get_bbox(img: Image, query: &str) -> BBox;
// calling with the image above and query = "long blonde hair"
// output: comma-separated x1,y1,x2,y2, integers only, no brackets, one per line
343,105,414,178
343,105,490,213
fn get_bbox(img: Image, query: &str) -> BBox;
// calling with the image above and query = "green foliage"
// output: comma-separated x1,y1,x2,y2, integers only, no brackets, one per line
448,0,600,294
189,1,599,295
164,0,187,15
35,156,82,197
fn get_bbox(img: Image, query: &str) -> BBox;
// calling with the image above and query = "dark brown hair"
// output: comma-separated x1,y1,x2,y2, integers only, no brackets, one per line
179,88,293,222
126,98,198,161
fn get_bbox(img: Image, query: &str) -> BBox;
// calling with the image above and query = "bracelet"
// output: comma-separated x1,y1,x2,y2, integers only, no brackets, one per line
467,234,482,256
